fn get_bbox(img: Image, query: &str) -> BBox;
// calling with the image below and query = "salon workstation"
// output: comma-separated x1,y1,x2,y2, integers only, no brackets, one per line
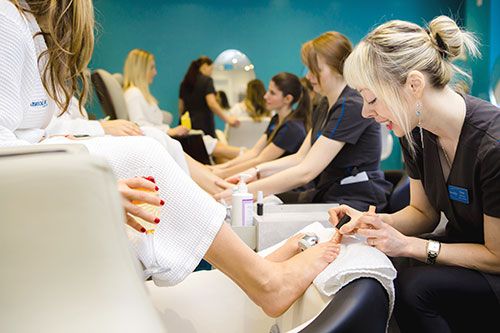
1,0,499,332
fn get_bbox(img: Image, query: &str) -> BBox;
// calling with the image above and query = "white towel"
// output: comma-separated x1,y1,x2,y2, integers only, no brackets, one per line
259,222,397,319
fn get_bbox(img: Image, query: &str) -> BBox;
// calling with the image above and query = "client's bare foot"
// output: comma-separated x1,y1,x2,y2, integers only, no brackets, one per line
265,233,304,262
253,241,340,317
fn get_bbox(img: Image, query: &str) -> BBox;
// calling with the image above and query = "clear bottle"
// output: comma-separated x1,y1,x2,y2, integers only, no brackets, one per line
231,174,254,226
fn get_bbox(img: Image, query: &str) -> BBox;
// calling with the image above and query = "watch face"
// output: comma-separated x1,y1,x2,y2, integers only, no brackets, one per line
427,241,440,264
428,241,440,253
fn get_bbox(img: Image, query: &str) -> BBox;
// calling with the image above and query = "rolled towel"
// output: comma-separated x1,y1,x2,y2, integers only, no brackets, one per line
259,222,397,318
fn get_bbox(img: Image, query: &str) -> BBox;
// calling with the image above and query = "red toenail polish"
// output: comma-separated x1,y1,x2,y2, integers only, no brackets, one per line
155,186,159,191
140,227,146,233
154,218,160,224
160,200,165,206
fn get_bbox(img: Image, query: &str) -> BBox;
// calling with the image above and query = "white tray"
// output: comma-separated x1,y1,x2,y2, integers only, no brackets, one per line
254,203,338,250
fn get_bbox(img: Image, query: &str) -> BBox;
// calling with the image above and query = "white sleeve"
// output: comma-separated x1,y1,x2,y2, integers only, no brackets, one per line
157,122,170,133
45,96,105,136
0,13,31,147
46,117,105,137
126,91,153,127
161,110,173,125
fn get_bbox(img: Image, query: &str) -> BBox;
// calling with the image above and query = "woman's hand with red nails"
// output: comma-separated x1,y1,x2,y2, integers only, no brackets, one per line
117,177,164,232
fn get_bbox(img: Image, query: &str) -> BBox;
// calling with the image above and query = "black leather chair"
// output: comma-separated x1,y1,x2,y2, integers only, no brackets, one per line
384,170,410,213
300,278,390,333
91,69,129,120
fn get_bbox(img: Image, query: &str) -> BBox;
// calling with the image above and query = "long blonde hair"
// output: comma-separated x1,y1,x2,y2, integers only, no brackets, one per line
12,0,95,115
123,48,158,105
244,79,269,121
343,15,479,151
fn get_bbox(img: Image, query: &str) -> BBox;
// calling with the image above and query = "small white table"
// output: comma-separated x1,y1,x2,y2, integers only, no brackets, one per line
232,203,338,251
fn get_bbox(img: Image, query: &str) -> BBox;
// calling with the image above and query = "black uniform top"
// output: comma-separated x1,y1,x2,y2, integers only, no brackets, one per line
309,87,392,211
400,94,500,301
264,114,307,157
179,74,216,137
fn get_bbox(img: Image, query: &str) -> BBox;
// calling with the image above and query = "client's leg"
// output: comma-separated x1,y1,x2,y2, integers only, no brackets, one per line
205,224,339,317
59,136,338,317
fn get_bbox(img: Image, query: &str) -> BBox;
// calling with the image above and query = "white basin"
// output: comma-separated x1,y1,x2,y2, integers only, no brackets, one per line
146,269,332,333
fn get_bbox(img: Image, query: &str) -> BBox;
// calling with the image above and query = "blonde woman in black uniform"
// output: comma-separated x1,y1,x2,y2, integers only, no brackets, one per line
330,16,500,332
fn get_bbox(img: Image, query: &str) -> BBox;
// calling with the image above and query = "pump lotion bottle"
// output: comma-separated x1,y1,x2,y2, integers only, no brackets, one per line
231,174,254,226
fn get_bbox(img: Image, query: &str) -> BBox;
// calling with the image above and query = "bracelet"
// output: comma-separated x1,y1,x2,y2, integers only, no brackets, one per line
254,166,261,180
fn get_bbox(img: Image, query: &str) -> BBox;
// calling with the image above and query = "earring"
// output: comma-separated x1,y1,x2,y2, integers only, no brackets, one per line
415,101,424,148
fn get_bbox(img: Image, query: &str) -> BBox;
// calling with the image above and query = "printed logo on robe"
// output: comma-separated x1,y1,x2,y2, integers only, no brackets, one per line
30,99,48,108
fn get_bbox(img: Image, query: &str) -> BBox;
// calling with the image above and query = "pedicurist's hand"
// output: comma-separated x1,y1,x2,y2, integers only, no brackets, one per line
226,115,240,127
328,205,363,231
101,119,143,136
117,177,165,232
345,212,409,257
225,168,258,184
328,205,370,243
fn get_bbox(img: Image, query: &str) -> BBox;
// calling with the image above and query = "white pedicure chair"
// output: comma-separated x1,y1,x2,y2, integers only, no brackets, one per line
0,146,389,333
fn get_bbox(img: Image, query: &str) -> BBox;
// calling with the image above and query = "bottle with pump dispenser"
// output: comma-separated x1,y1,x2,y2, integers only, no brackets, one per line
231,174,254,226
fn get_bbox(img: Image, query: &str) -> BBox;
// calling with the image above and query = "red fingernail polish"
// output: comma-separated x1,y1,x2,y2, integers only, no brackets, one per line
155,186,159,191
154,218,160,224
142,176,156,183
160,199,165,206
140,227,146,233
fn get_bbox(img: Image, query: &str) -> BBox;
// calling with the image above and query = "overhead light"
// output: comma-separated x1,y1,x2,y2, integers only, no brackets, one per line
214,49,254,71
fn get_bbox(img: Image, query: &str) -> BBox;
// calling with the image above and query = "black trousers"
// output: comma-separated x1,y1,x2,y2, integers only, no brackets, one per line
394,263,500,333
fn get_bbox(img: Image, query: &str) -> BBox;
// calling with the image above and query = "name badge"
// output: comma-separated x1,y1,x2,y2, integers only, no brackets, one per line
340,171,369,185
448,185,469,204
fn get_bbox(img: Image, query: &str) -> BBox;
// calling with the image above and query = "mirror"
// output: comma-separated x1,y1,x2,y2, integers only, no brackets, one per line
212,49,256,107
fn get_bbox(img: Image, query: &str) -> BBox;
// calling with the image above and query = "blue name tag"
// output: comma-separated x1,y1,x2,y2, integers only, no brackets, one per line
448,185,469,204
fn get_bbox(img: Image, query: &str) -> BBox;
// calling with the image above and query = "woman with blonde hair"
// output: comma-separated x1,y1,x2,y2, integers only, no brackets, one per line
215,31,391,212
0,0,340,318
229,79,270,121
123,48,189,137
330,15,500,332
123,48,244,163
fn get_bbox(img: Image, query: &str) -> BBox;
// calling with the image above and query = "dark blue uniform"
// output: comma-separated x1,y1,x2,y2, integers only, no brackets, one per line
281,86,391,211
264,114,307,157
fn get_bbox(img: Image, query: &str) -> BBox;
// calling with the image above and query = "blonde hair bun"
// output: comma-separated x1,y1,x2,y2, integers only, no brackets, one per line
428,15,479,61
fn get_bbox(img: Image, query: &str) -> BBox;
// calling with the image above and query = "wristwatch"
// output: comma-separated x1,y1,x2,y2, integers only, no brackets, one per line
426,240,441,265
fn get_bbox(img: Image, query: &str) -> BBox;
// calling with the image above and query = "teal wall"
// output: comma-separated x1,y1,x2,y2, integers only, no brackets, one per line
465,0,500,101
465,0,490,100
90,0,465,170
